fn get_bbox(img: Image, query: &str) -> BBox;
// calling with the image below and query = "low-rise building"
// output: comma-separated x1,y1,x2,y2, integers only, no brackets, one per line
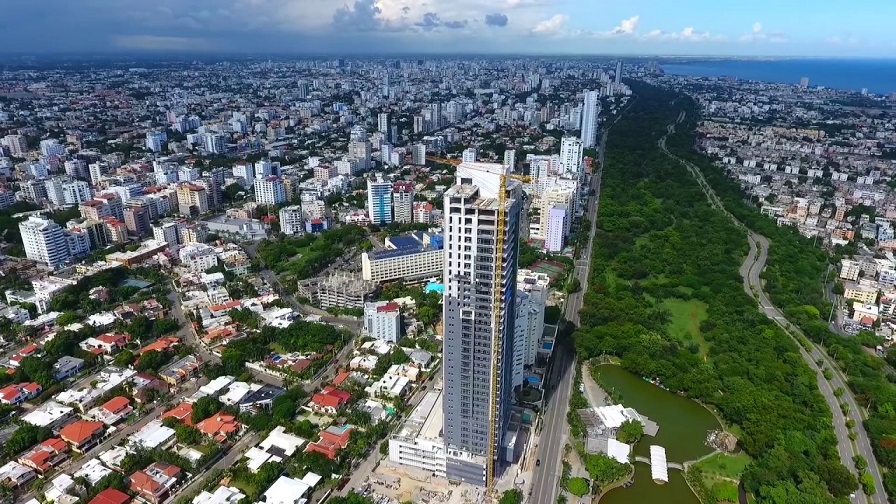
388,390,446,477
304,424,353,460
129,462,182,503
60,419,105,453
309,386,351,415
18,438,69,474
363,301,401,343
0,382,42,405
361,232,444,283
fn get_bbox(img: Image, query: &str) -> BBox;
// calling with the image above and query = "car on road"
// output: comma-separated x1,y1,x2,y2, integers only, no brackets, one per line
536,459,541,466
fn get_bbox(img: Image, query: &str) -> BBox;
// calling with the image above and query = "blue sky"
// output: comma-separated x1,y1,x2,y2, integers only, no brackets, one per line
1,0,893,56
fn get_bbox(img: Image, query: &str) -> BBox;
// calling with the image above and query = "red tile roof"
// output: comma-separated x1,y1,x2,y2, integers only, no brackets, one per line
101,396,131,414
195,412,240,442
161,402,194,426
89,489,130,504
60,420,104,445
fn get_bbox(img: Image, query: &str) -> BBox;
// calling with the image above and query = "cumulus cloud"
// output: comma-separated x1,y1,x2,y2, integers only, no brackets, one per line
642,26,724,42
609,15,639,35
485,13,509,27
531,14,568,35
332,0,385,32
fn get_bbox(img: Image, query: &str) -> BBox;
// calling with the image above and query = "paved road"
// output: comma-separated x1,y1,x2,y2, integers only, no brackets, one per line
660,110,886,504
530,343,575,504
167,431,261,502
529,100,636,504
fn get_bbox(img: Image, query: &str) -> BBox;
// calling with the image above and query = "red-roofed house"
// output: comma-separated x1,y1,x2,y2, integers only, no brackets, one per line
304,424,354,460
79,332,132,354
17,438,69,473
0,382,42,405
8,344,42,368
161,402,194,426
129,462,182,503
139,336,180,355
60,419,105,452
208,300,242,318
89,488,131,504
310,386,352,415
195,412,242,443
90,396,133,425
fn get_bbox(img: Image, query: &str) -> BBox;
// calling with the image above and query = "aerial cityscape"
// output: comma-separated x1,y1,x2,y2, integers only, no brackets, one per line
0,4,895,504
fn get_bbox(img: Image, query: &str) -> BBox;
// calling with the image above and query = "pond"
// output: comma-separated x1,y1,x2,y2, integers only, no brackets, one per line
593,364,720,461
601,464,700,504
594,364,721,504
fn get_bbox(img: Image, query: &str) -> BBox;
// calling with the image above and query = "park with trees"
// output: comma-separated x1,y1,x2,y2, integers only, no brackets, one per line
573,82,858,502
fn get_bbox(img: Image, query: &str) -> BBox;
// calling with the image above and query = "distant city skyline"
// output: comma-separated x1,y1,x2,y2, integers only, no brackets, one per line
2,0,894,57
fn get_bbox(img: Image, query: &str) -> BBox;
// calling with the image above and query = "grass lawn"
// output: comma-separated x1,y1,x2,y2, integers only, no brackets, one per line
695,452,751,480
231,477,258,498
662,298,709,356
269,342,288,355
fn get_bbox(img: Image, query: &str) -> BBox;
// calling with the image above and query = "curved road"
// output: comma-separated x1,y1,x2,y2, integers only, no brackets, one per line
660,109,886,504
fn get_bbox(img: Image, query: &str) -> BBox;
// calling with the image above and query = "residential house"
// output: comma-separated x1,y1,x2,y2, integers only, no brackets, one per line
89,396,134,425
159,355,201,388
0,382,42,405
243,426,306,472
21,401,75,432
196,412,241,443
309,386,351,415
129,372,168,404
161,402,194,426
89,488,131,504
129,462,182,503
0,461,37,489
139,336,179,355
17,438,69,474
79,332,131,355
60,419,105,453
52,356,85,380
304,424,353,460
237,384,284,412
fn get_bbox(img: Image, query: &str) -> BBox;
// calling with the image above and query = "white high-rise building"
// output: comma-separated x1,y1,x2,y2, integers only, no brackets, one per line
367,177,393,225
254,159,273,179
233,163,255,186
279,205,305,236
28,162,49,179
64,159,88,179
145,131,165,153
580,89,600,148
378,113,390,135
153,162,178,185
392,182,414,224
254,176,287,206
615,60,623,85
2,134,28,157
545,204,568,252
412,144,427,165
462,148,478,163
152,220,184,248
350,140,372,172
40,139,66,157
442,161,522,486
363,301,401,343
89,162,107,185
559,137,584,177
503,150,516,170
20,216,70,268
203,133,226,154
46,177,92,206
381,144,394,166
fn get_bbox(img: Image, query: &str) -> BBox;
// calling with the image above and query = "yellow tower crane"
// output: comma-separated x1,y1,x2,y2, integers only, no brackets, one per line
486,171,530,488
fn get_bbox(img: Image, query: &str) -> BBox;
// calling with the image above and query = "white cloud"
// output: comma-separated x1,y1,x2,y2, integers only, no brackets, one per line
740,21,788,43
610,15,639,35
531,14,568,35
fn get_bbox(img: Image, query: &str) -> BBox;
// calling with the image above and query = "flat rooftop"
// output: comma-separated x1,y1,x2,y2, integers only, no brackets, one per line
395,389,442,441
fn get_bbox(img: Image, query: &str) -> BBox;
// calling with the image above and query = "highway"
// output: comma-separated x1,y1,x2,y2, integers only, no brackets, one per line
660,110,886,504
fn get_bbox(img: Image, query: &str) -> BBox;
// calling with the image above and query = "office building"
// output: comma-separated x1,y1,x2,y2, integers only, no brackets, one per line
615,60,623,85
363,301,401,343
580,89,600,148
361,232,444,283
559,137,583,177
392,182,414,224
442,162,522,486
279,206,305,236
462,148,477,164
255,176,287,206
20,216,70,268
367,177,393,225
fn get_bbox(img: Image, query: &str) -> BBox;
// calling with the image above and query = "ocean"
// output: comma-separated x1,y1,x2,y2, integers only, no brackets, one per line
661,59,896,95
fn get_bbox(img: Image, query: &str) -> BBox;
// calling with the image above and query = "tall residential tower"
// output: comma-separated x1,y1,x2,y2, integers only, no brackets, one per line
442,161,522,486
580,89,600,148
